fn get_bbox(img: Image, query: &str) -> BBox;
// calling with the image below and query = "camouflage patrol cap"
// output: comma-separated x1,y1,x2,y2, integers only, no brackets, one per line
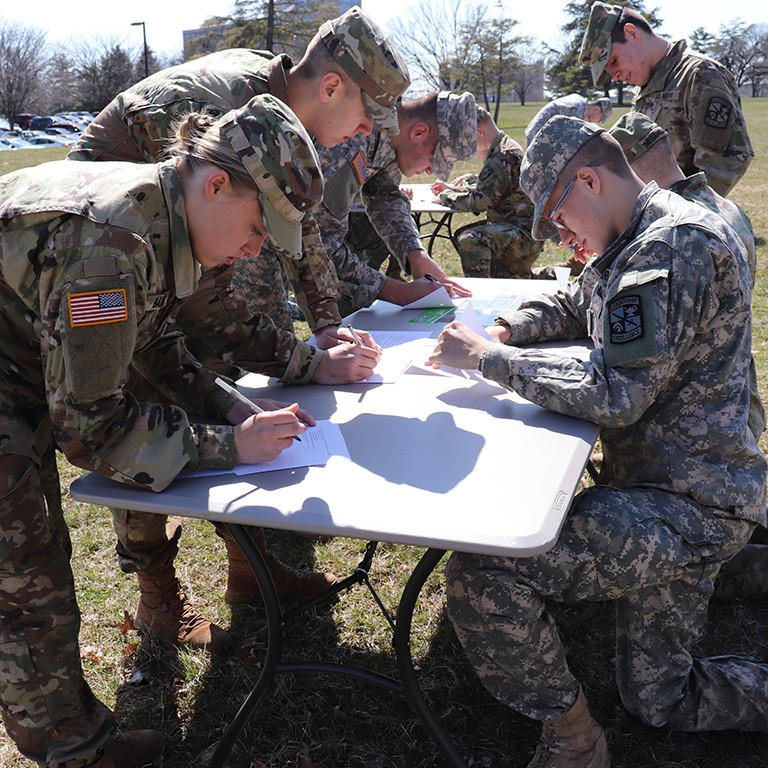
433,91,478,181
579,2,622,88
520,115,605,240
319,6,410,135
596,97,613,122
221,93,323,258
608,111,667,163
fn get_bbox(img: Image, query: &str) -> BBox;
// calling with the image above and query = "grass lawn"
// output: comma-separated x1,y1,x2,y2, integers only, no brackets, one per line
1,99,767,767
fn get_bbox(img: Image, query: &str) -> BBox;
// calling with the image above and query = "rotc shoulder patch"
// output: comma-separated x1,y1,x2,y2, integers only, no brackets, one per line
603,273,663,368
608,294,643,343
351,150,367,186
68,288,128,327
704,97,732,129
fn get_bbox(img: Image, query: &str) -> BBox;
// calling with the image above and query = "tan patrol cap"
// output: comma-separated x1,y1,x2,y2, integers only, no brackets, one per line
221,94,323,258
579,2,623,88
319,7,410,135
608,112,667,163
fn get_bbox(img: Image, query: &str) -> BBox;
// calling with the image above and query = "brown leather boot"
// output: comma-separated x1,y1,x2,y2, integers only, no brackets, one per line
90,729,165,767
217,526,337,602
134,536,230,653
527,688,610,768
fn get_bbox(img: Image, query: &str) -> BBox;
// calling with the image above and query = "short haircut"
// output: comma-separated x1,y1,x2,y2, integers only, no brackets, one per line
476,105,495,127
612,8,654,43
397,91,438,131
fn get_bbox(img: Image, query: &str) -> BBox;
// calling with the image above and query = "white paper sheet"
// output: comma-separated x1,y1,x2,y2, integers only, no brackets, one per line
179,421,349,478
358,330,433,383
401,285,455,309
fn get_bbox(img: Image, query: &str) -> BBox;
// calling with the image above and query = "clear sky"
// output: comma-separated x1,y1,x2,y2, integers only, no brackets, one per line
1,0,765,57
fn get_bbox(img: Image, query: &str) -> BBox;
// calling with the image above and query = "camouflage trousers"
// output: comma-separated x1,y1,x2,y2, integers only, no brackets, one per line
713,543,768,600
0,404,114,765
452,220,544,279
445,485,768,730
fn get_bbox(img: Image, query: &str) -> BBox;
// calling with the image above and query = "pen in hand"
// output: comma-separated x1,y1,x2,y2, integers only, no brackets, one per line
346,323,364,346
214,377,301,441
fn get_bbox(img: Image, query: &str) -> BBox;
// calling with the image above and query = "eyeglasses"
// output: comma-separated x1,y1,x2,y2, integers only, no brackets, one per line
547,177,576,231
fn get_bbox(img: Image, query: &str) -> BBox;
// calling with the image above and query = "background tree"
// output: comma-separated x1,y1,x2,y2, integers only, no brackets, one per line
0,20,49,127
388,0,489,92
689,26,717,56
213,0,339,59
464,8,525,116
547,0,662,106
69,40,136,113
709,21,768,92
41,52,79,115
511,42,548,107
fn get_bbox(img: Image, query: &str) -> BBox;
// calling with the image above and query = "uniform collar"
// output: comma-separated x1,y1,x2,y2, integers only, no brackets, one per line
591,181,661,272
639,39,687,95
158,160,199,299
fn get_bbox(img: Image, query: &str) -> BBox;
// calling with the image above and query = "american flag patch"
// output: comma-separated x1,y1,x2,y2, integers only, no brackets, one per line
68,289,128,327
351,150,367,185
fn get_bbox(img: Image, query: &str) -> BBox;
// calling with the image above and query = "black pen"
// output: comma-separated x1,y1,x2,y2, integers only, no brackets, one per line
346,323,364,346
424,274,439,283
214,377,301,441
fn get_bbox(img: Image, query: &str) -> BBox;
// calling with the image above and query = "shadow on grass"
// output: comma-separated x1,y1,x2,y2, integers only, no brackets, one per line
108,545,768,768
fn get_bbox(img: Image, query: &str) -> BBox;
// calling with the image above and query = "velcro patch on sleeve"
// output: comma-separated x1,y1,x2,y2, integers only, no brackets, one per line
351,150,367,186
68,289,128,327
704,96,732,129
608,294,644,344
602,274,664,369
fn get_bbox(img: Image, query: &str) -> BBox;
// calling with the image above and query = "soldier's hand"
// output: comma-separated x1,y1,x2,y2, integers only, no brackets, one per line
408,250,472,298
427,321,491,370
234,404,306,464
322,325,382,352
313,343,380,384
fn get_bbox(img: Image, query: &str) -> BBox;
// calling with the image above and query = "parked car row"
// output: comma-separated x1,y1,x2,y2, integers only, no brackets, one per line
0,111,96,151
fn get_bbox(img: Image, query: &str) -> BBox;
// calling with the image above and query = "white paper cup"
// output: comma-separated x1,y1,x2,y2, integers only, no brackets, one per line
554,265,571,288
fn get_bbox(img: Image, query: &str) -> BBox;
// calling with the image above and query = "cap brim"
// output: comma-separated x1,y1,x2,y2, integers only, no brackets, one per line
261,193,302,257
362,92,399,135
531,183,558,241
592,55,611,88
431,142,454,182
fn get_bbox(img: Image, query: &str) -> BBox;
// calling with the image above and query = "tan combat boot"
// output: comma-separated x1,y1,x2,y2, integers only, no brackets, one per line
91,729,165,767
134,539,230,653
217,526,337,602
527,687,610,768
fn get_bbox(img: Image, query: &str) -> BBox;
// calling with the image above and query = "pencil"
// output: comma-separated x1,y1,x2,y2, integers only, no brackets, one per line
214,377,301,441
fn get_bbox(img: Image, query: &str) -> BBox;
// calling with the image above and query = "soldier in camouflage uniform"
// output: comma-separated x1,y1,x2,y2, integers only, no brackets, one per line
313,90,476,315
525,94,612,146
67,6,405,647
427,116,768,767
608,111,768,602
69,5,407,340
579,2,753,196
0,97,321,767
431,106,544,279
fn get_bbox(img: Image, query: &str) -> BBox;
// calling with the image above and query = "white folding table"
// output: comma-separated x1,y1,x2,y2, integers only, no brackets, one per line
70,279,598,767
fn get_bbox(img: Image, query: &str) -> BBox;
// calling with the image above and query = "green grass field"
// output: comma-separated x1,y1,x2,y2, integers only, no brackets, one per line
1,100,767,767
